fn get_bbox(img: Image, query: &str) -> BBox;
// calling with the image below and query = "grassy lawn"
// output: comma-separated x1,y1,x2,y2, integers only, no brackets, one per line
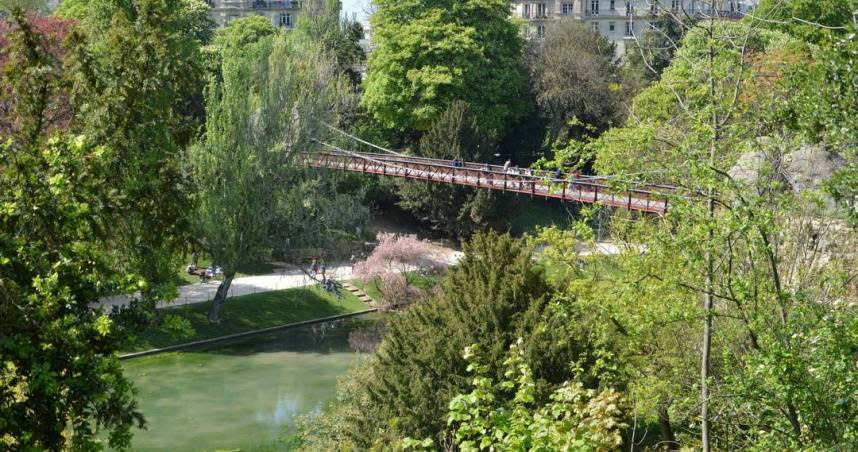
122,286,369,353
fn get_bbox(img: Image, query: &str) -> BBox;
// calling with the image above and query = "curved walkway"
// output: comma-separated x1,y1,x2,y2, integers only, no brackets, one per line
95,264,354,310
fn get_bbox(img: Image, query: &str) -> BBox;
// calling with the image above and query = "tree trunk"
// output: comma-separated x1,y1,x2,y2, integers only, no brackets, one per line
658,401,677,450
191,251,198,267
208,273,234,323
701,13,717,451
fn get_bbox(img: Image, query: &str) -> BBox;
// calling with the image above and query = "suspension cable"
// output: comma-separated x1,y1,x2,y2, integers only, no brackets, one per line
318,121,407,157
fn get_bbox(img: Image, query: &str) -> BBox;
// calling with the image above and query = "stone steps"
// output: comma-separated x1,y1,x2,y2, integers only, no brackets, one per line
342,282,377,308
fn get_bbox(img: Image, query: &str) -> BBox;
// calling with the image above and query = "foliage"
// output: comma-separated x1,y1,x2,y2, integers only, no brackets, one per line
525,21,622,144
212,13,277,50
295,0,365,86
537,13,858,449
354,232,447,305
755,0,858,43
591,22,807,177
273,176,372,256
395,102,499,238
362,0,527,133
53,0,215,295
0,135,144,450
623,13,690,85
787,28,858,224
439,340,625,451
0,7,211,445
190,17,356,320
0,12,75,138
306,232,598,447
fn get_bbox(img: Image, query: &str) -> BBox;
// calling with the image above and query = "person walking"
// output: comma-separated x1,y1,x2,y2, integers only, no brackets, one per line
320,261,327,282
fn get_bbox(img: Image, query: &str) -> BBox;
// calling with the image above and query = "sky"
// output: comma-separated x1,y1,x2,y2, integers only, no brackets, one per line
340,0,372,26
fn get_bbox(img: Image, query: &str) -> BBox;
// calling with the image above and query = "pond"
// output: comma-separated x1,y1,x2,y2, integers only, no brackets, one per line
121,315,378,451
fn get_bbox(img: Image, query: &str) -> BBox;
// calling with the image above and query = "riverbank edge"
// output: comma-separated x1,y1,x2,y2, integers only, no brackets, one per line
119,308,378,360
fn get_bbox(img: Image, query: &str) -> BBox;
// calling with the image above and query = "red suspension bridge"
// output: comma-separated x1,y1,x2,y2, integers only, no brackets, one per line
302,149,674,214
302,122,677,214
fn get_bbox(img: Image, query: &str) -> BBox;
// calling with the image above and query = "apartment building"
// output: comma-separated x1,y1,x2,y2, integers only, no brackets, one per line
204,0,327,29
511,0,755,55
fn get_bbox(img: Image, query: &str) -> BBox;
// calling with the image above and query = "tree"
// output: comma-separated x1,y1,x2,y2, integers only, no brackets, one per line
353,232,448,305
755,0,857,43
50,0,214,298
0,6,218,447
190,17,353,321
439,340,625,451
0,12,75,140
304,232,597,448
395,102,499,238
623,13,690,85
539,12,858,450
525,21,623,144
295,0,365,86
0,135,145,450
362,0,527,134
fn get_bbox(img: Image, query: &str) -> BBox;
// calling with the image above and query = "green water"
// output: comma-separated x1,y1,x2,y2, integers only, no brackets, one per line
122,316,376,451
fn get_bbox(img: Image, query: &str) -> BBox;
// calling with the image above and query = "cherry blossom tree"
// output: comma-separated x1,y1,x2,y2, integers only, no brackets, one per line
353,232,449,306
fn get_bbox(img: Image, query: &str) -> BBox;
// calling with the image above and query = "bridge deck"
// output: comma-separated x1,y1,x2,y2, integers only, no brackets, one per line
303,151,670,214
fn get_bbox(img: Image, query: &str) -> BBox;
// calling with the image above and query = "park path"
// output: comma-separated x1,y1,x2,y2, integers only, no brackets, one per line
95,264,354,311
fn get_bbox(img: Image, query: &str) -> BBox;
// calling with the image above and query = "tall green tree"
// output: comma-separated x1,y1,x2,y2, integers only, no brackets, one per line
542,14,858,450
0,135,144,450
190,17,353,321
525,21,623,144
362,0,527,134
295,0,365,86
0,9,150,448
54,0,214,296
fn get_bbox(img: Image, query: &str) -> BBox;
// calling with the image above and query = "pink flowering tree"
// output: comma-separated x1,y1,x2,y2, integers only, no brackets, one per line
353,232,449,306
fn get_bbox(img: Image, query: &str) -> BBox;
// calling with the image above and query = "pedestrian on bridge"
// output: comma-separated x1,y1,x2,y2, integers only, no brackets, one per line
503,159,511,172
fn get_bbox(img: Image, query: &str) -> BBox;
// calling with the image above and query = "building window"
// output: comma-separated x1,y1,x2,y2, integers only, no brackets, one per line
592,22,599,31
609,21,615,31
609,0,615,10
590,0,599,15
523,3,531,18
537,2,547,17
671,0,680,10
625,20,633,36
625,0,632,14
561,2,573,15
537,24,545,37
279,13,292,27
650,0,658,13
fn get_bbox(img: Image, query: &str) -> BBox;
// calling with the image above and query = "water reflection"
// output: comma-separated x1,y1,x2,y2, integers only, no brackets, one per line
257,394,300,426
122,314,379,451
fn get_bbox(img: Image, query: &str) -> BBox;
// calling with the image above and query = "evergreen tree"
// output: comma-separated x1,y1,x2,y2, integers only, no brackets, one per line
395,102,498,238
326,232,595,447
